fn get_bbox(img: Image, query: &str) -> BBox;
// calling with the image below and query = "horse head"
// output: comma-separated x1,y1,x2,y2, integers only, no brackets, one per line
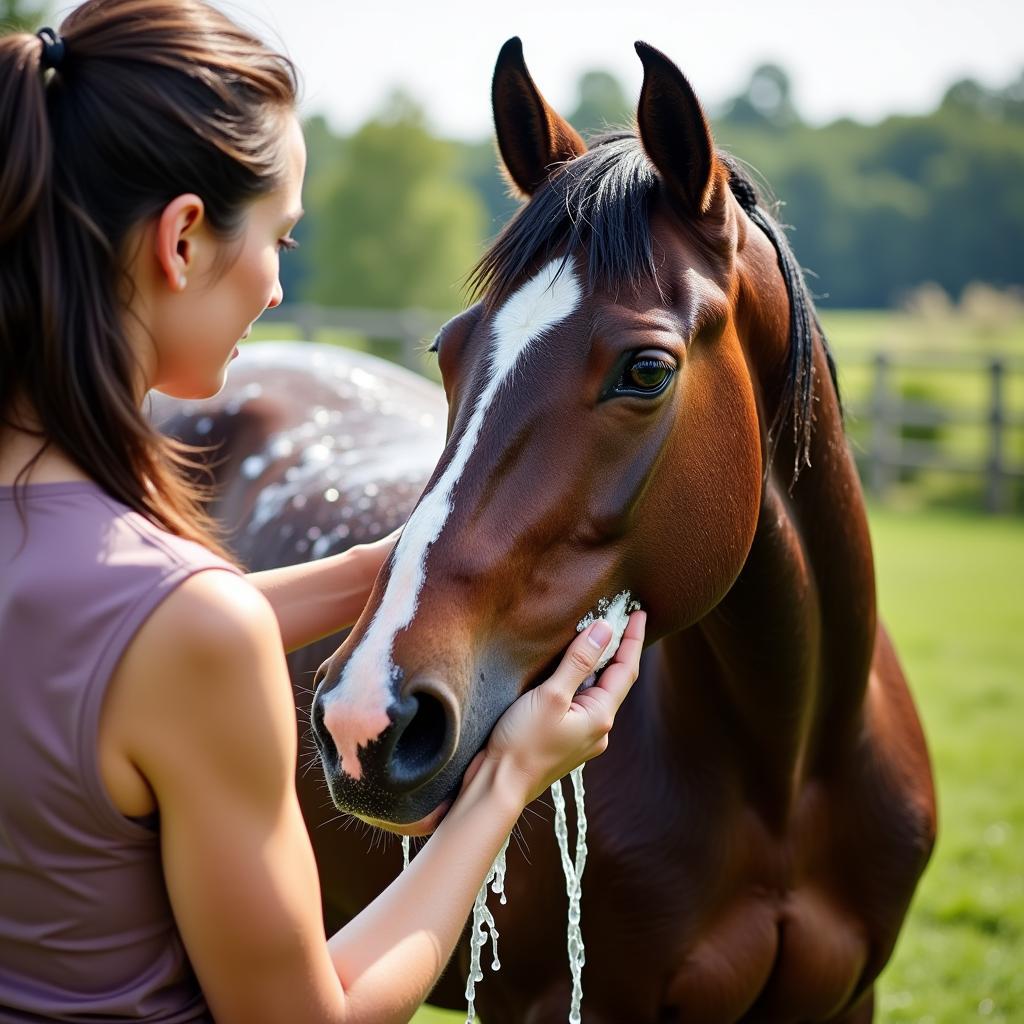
312,39,816,829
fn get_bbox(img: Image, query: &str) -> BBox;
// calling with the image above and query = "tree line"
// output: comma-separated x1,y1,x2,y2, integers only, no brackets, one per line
5,0,1021,312
295,63,1024,313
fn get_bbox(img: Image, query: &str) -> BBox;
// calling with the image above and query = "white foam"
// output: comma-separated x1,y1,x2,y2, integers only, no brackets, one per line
576,590,640,672
322,259,582,779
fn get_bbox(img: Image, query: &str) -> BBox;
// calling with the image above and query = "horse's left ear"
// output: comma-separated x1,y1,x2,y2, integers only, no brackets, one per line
635,42,720,218
492,37,588,197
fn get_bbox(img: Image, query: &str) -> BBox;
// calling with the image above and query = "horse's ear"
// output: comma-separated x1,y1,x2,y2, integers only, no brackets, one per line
492,37,587,197
634,42,718,218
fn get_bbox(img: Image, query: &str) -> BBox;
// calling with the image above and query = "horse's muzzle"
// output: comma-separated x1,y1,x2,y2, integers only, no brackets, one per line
310,677,462,823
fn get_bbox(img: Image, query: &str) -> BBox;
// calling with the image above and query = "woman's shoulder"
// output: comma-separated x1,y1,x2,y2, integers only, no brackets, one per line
142,568,279,665
108,563,293,803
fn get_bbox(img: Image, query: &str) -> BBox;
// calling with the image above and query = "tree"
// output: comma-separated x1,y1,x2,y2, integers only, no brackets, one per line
303,92,486,312
568,70,632,139
721,64,801,129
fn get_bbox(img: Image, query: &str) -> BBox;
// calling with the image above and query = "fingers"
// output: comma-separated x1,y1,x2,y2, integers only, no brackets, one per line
540,619,614,707
587,610,646,711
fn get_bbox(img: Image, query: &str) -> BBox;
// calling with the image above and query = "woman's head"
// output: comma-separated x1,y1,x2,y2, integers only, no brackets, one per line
0,0,302,555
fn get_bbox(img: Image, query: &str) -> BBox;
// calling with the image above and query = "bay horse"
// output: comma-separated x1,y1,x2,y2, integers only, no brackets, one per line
307,39,937,1022
159,39,937,1023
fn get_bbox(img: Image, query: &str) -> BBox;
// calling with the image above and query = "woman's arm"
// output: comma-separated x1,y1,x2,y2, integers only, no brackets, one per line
245,532,397,653
115,568,641,1024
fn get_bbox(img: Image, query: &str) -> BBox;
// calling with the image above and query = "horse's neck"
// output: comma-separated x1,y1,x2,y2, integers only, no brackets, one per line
661,340,876,825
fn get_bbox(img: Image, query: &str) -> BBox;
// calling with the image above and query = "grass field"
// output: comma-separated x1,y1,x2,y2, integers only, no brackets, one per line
411,507,1024,1023
869,508,1023,1023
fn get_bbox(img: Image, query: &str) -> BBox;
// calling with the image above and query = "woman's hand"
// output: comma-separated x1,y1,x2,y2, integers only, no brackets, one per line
463,611,646,807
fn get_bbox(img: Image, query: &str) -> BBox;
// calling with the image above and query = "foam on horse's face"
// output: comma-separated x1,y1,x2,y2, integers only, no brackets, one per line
321,259,582,781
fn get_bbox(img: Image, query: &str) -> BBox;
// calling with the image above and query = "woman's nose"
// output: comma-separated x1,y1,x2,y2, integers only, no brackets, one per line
267,279,284,309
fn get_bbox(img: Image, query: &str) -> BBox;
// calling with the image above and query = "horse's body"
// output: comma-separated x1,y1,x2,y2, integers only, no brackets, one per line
160,41,936,1023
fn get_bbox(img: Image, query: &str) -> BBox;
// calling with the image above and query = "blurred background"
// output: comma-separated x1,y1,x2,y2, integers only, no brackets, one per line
10,0,1023,1020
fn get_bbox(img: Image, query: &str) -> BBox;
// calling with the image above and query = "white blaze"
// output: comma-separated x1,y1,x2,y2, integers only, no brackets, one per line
322,259,582,780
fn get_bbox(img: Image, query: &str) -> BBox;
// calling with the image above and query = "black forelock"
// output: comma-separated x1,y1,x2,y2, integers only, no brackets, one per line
469,133,841,482
468,132,660,307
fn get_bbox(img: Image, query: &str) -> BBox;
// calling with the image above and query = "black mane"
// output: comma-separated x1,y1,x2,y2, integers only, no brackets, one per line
469,132,841,482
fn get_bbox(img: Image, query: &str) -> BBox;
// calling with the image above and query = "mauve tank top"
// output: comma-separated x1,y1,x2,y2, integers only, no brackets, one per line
0,480,242,1022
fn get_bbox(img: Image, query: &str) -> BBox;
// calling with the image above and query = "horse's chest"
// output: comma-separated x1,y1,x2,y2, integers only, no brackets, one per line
662,885,869,1021
481,773,885,1024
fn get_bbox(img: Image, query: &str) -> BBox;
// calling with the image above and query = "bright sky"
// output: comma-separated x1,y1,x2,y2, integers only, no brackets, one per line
57,0,1024,137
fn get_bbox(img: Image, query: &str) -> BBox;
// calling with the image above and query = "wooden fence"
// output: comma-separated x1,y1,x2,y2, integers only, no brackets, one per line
260,304,1024,514
839,350,1024,514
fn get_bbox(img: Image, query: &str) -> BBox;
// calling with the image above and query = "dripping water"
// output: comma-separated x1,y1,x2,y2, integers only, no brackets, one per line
551,766,588,1024
464,834,511,1024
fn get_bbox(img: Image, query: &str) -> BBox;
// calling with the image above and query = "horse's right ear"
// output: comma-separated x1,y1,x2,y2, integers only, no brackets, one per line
492,37,587,197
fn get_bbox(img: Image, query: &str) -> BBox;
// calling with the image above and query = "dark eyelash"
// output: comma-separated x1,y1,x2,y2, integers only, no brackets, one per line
279,237,300,252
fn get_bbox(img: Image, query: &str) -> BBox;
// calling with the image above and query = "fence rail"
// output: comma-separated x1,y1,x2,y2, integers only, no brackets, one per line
260,305,1024,514
260,302,439,369
838,350,1024,513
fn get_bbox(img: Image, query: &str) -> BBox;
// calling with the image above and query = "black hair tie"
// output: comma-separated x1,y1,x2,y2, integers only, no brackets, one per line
36,27,66,72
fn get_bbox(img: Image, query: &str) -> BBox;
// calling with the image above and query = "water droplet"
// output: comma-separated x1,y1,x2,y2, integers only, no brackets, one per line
324,488,340,503
195,416,213,435
241,455,266,479
304,444,331,463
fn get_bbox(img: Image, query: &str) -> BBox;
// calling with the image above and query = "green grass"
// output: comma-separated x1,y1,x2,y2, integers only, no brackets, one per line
869,508,1024,1023
411,508,1024,1023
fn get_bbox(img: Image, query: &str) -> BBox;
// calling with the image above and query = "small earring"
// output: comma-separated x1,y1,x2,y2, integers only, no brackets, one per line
178,274,187,290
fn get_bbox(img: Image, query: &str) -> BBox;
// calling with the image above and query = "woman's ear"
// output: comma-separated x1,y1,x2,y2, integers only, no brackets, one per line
154,194,206,292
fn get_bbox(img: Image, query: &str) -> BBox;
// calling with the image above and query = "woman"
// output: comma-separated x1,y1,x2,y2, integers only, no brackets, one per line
0,1,645,1021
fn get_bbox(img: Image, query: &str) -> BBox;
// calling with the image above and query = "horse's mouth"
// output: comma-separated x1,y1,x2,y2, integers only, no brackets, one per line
355,798,453,836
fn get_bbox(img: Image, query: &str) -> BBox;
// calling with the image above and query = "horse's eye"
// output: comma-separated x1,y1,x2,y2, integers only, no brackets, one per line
617,355,675,397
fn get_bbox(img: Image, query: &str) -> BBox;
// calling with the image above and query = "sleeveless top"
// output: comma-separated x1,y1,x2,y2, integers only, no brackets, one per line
0,481,242,1022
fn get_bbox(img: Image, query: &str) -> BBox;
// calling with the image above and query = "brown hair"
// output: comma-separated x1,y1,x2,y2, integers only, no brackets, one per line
0,0,299,560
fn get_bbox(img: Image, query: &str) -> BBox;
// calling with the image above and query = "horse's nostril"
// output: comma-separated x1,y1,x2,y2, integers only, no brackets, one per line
389,690,451,790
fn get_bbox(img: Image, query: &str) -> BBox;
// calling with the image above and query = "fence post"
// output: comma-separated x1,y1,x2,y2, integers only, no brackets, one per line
869,352,893,500
985,358,1007,514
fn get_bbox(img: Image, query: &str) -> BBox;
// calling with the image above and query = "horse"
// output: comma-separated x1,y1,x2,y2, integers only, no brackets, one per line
304,39,937,1022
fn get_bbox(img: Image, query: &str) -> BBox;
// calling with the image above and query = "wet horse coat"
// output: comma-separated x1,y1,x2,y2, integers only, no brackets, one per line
162,40,936,1024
